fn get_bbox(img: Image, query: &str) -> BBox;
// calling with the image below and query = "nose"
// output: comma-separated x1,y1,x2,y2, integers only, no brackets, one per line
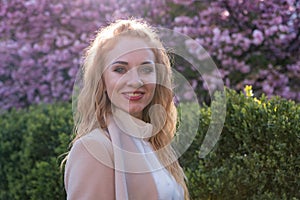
126,68,143,88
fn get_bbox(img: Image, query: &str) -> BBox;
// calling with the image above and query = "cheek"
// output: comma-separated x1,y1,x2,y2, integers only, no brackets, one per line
104,77,125,104
103,70,115,88
142,74,156,86
104,79,115,98
103,74,114,97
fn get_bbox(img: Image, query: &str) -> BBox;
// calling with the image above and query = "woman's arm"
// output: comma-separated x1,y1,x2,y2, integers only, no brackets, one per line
64,138,115,200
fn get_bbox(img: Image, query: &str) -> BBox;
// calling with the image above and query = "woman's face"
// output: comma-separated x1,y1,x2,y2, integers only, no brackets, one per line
103,36,156,119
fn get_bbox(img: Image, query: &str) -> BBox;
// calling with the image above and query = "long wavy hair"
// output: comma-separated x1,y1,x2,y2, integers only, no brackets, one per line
67,18,189,200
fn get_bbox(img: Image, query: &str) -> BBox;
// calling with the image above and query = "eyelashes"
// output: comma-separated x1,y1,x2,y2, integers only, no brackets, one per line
139,65,155,74
113,65,155,75
113,67,126,74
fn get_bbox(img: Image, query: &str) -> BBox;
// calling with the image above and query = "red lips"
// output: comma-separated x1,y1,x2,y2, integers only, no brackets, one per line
123,92,145,101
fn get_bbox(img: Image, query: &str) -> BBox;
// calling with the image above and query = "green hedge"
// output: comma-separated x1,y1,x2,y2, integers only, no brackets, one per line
0,89,299,199
180,89,300,200
0,103,73,200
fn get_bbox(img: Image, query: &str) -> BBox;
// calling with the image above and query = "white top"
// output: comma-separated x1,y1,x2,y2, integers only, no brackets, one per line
137,139,184,200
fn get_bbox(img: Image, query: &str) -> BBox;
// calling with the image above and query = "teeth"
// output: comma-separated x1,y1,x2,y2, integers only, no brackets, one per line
127,93,142,97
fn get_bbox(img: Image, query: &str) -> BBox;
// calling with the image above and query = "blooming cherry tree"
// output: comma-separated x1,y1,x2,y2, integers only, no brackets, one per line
0,0,299,110
171,0,300,101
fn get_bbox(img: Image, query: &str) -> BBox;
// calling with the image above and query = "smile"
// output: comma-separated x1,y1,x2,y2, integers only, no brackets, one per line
123,92,145,100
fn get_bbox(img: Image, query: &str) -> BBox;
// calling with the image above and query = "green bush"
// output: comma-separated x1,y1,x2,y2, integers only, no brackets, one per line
1,89,299,199
0,102,72,200
181,89,300,200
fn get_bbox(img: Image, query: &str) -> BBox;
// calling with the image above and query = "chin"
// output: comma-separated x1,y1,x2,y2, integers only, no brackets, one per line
128,108,145,117
129,109,143,116
114,103,147,118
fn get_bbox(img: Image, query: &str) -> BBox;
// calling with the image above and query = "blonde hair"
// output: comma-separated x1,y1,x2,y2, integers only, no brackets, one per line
68,18,189,199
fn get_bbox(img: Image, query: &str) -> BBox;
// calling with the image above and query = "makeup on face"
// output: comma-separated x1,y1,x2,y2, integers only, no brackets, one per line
103,36,157,119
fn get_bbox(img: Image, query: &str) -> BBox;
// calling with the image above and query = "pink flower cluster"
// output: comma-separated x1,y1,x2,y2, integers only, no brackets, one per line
0,0,299,110
172,0,300,101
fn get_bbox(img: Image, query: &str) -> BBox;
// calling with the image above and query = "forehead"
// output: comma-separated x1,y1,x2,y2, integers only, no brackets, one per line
105,36,155,65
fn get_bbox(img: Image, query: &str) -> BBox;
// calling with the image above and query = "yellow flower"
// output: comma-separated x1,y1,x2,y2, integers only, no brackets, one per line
244,85,253,97
263,103,267,109
254,97,261,104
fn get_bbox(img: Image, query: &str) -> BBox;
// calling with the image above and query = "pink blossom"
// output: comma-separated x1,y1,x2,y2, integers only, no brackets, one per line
264,25,278,36
212,27,221,37
0,0,299,111
252,29,264,45
183,90,194,100
174,16,194,25
185,39,199,53
239,65,250,74
262,83,274,95
172,0,194,6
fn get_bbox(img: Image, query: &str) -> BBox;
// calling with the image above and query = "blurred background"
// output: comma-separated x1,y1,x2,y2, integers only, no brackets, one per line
1,0,299,111
0,0,299,199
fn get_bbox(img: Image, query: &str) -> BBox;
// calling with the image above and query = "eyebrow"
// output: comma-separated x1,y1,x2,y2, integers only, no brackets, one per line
110,60,155,66
111,61,128,65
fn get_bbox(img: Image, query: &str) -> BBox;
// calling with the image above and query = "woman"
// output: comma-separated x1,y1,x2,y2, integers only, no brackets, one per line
64,18,189,200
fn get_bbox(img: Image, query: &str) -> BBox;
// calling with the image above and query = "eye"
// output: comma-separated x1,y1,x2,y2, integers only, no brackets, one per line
113,66,126,74
139,65,154,74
